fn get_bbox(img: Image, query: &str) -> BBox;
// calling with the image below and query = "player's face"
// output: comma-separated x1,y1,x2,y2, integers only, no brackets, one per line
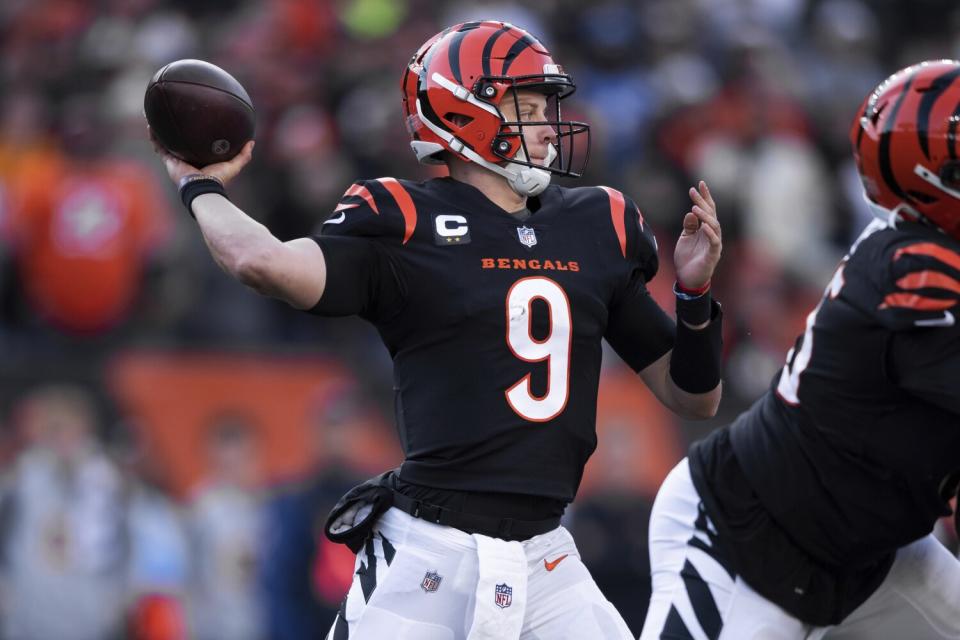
501,89,557,166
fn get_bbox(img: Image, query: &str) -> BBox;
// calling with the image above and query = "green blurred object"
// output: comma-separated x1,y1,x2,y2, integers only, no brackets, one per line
340,0,408,40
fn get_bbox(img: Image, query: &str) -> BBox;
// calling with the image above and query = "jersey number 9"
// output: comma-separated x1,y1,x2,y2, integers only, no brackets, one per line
505,277,572,422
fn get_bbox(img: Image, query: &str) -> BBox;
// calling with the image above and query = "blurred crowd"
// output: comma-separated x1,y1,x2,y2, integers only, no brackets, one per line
0,0,959,637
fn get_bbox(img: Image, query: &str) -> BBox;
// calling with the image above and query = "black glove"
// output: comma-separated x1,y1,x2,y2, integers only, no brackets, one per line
324,468,397,553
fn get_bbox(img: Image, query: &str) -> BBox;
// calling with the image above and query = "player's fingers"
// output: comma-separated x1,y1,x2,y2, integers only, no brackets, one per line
688,186,715,218
202,141,254,183
681,211,700,235
698,218,722,247
693,206,721,236
224,141,255,168
699,180,717,211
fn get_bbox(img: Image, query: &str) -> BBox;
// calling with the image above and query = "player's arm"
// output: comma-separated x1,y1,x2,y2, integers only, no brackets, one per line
637,316,723,419
650,181,723,417
606,287,722,419
191,193,325,308
890,325,960,415
154,138,327,309
606,182,723,419
877,241,960,415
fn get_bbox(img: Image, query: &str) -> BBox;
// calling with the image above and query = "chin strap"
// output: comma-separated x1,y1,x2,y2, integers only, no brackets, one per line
862,193,917,228
861,192,951,239
502,144,557,197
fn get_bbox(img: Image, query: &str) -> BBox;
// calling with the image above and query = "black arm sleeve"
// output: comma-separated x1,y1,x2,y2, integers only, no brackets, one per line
604,270,676,372
308,236,406,322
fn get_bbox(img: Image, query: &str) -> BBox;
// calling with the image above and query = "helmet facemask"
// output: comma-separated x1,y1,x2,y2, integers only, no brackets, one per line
487,78,590,179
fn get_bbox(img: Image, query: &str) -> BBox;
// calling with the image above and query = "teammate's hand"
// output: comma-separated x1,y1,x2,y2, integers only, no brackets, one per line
674,181,721,290
149,125,255,187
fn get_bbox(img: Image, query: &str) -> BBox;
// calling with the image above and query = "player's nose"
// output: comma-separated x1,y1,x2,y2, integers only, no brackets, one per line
536,122,557,145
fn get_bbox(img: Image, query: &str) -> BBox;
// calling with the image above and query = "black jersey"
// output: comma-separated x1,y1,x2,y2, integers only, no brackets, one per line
692,219,960,571
311,177,675,502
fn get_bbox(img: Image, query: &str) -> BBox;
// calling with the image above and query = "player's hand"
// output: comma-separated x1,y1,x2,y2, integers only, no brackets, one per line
149,125,254,187
674,181,721,290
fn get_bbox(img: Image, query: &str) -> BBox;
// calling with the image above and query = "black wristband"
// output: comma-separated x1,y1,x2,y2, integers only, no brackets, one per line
178,174,227,218
669,299,723,393
674,282,713,326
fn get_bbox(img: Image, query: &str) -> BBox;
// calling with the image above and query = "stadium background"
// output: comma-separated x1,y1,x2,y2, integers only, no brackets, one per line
0,0,957,638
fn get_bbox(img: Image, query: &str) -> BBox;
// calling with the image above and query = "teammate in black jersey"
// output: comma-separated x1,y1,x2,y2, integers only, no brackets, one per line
640,60,960,640
153,21,723,639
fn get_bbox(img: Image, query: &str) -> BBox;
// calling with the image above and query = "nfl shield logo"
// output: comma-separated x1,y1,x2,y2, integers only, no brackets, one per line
421,571,442,593
517,226,537,248
494,583,513,609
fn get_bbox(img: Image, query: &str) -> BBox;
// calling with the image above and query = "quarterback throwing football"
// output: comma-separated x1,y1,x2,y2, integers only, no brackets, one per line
154,21,723,639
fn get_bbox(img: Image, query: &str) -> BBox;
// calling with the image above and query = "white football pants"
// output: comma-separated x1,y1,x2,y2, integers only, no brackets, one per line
640,458,960,640
325,506,633,639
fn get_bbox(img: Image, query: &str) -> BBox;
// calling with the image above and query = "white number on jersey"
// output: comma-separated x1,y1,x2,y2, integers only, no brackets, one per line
776,263,846,404
505,277,572,421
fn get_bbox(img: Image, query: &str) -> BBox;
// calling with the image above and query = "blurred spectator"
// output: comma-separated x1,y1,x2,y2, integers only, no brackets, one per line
0,384,126,640
127,592,189,640
2,92,173,336
564,2,655,179
113,422,190,640
260,383,380,640
187,413,265,640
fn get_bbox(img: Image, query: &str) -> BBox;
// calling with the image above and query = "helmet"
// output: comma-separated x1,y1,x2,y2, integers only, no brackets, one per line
402,21,590,197
851,59,960,241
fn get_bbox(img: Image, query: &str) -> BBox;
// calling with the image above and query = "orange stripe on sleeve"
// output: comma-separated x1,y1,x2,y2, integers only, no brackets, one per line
894,243,960,272
598,186,626,258
344,183,379,214
881,293,957,311
896,270,960,295
377,178,417,245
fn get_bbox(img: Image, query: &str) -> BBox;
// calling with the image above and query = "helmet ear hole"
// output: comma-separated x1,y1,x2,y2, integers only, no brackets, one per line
444,113,474,127
940,160,960,188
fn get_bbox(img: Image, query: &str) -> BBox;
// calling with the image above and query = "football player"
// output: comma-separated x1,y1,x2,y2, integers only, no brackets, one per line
639,60,960,640
153,21,723,640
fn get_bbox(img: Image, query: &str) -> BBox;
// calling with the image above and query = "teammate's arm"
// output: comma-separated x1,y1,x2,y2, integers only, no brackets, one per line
874,241,960,415
155,138,327,309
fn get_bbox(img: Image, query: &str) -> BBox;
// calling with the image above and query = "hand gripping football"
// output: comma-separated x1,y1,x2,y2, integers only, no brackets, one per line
144,59,255,167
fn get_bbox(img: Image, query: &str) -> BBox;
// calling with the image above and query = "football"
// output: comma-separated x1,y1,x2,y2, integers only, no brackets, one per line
144,59,255,167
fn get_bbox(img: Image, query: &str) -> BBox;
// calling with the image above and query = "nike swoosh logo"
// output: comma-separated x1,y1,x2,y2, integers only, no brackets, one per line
544,554,569,571
323,212,346,225
914,310,955,327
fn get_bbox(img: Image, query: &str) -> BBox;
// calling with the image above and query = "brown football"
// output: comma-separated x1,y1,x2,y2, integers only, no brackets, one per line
144,59,255,167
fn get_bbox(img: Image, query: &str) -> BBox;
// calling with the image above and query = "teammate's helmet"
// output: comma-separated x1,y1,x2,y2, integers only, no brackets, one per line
402,21,590,197
851,59,960,241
